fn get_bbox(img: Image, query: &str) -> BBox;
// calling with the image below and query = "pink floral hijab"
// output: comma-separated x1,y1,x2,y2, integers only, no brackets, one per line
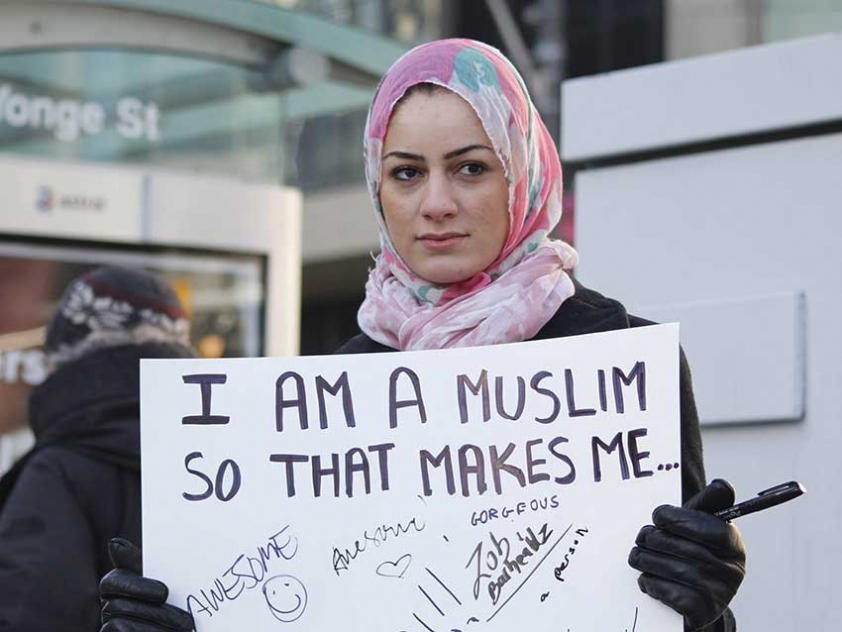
358,38,578,350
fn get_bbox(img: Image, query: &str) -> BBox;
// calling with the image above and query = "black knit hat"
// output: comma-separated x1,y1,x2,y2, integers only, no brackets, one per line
45,266,193,366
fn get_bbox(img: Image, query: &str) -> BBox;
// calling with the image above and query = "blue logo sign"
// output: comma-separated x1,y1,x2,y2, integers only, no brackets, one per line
35,186,53,213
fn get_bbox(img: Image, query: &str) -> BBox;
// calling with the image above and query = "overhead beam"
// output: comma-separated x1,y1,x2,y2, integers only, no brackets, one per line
0,2,280,67
14,0,406,81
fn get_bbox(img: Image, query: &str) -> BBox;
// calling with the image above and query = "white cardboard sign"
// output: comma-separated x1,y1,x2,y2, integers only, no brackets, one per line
141,325,682,632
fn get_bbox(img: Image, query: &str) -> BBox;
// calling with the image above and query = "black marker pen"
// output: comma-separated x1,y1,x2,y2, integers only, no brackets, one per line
714,481,805,522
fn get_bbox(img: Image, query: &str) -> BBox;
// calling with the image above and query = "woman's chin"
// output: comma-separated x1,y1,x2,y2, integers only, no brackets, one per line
416,267,474,286
404,251,483,285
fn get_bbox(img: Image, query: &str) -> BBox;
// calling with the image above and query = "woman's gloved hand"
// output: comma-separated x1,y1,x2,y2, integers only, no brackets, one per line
100,538,195,632
628,479,746,631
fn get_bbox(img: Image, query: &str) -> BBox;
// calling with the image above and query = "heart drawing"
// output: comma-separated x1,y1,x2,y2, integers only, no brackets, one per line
376,554,412,579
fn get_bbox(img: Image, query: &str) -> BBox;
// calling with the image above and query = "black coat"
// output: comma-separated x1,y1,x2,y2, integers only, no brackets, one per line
0,343,190,632
337,281,706,504
337,282,736,632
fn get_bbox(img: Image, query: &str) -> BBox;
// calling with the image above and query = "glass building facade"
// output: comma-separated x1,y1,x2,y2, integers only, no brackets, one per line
0,0,410,469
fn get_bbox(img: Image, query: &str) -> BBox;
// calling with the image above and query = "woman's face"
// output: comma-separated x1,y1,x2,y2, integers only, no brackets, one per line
379,89,509,285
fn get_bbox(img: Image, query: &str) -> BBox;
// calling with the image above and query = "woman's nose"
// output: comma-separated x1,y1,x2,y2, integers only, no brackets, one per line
419,175,457,221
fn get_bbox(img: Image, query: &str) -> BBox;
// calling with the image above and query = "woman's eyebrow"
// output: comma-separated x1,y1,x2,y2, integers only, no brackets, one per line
382,144,494,162
382,150,425,162
443,144,494,159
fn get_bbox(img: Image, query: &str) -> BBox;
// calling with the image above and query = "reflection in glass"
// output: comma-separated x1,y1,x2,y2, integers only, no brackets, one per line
0,241,265,445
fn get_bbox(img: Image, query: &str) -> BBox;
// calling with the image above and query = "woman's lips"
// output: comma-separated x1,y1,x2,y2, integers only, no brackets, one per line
418,233,467,250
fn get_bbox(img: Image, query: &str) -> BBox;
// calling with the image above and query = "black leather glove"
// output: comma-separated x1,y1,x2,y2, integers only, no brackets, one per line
100,538,195,632
628,479,746,631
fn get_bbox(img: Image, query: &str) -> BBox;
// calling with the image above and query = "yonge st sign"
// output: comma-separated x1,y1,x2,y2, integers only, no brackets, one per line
0,83,161,143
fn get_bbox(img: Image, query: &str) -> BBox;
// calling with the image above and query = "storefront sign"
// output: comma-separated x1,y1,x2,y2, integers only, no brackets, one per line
0,83,161,142
141,325,683,631
0,155,144,241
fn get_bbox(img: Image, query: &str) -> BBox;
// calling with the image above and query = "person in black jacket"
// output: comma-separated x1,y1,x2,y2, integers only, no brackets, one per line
0,266,194,632
100,39,745,632
337,281,742,632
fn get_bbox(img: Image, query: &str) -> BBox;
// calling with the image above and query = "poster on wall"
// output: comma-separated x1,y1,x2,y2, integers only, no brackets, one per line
141,324,683,631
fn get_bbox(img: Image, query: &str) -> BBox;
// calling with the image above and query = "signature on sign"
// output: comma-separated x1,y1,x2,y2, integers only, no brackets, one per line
467,522,557,605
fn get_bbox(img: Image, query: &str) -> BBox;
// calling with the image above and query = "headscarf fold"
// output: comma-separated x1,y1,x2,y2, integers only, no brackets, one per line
358,38,578,350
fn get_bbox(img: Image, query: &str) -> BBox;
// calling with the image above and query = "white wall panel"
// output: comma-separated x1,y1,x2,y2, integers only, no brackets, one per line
562,32,842,161
573,132,842,631
642,292,805,426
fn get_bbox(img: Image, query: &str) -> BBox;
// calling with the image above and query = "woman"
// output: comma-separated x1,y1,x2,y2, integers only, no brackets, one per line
100,39,745,632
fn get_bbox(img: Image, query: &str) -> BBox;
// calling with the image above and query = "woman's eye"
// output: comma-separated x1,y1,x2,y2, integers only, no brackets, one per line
393,167,420,181
459,163,486,176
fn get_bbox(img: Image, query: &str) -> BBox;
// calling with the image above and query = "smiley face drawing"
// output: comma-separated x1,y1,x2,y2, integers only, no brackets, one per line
263,575,308,623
